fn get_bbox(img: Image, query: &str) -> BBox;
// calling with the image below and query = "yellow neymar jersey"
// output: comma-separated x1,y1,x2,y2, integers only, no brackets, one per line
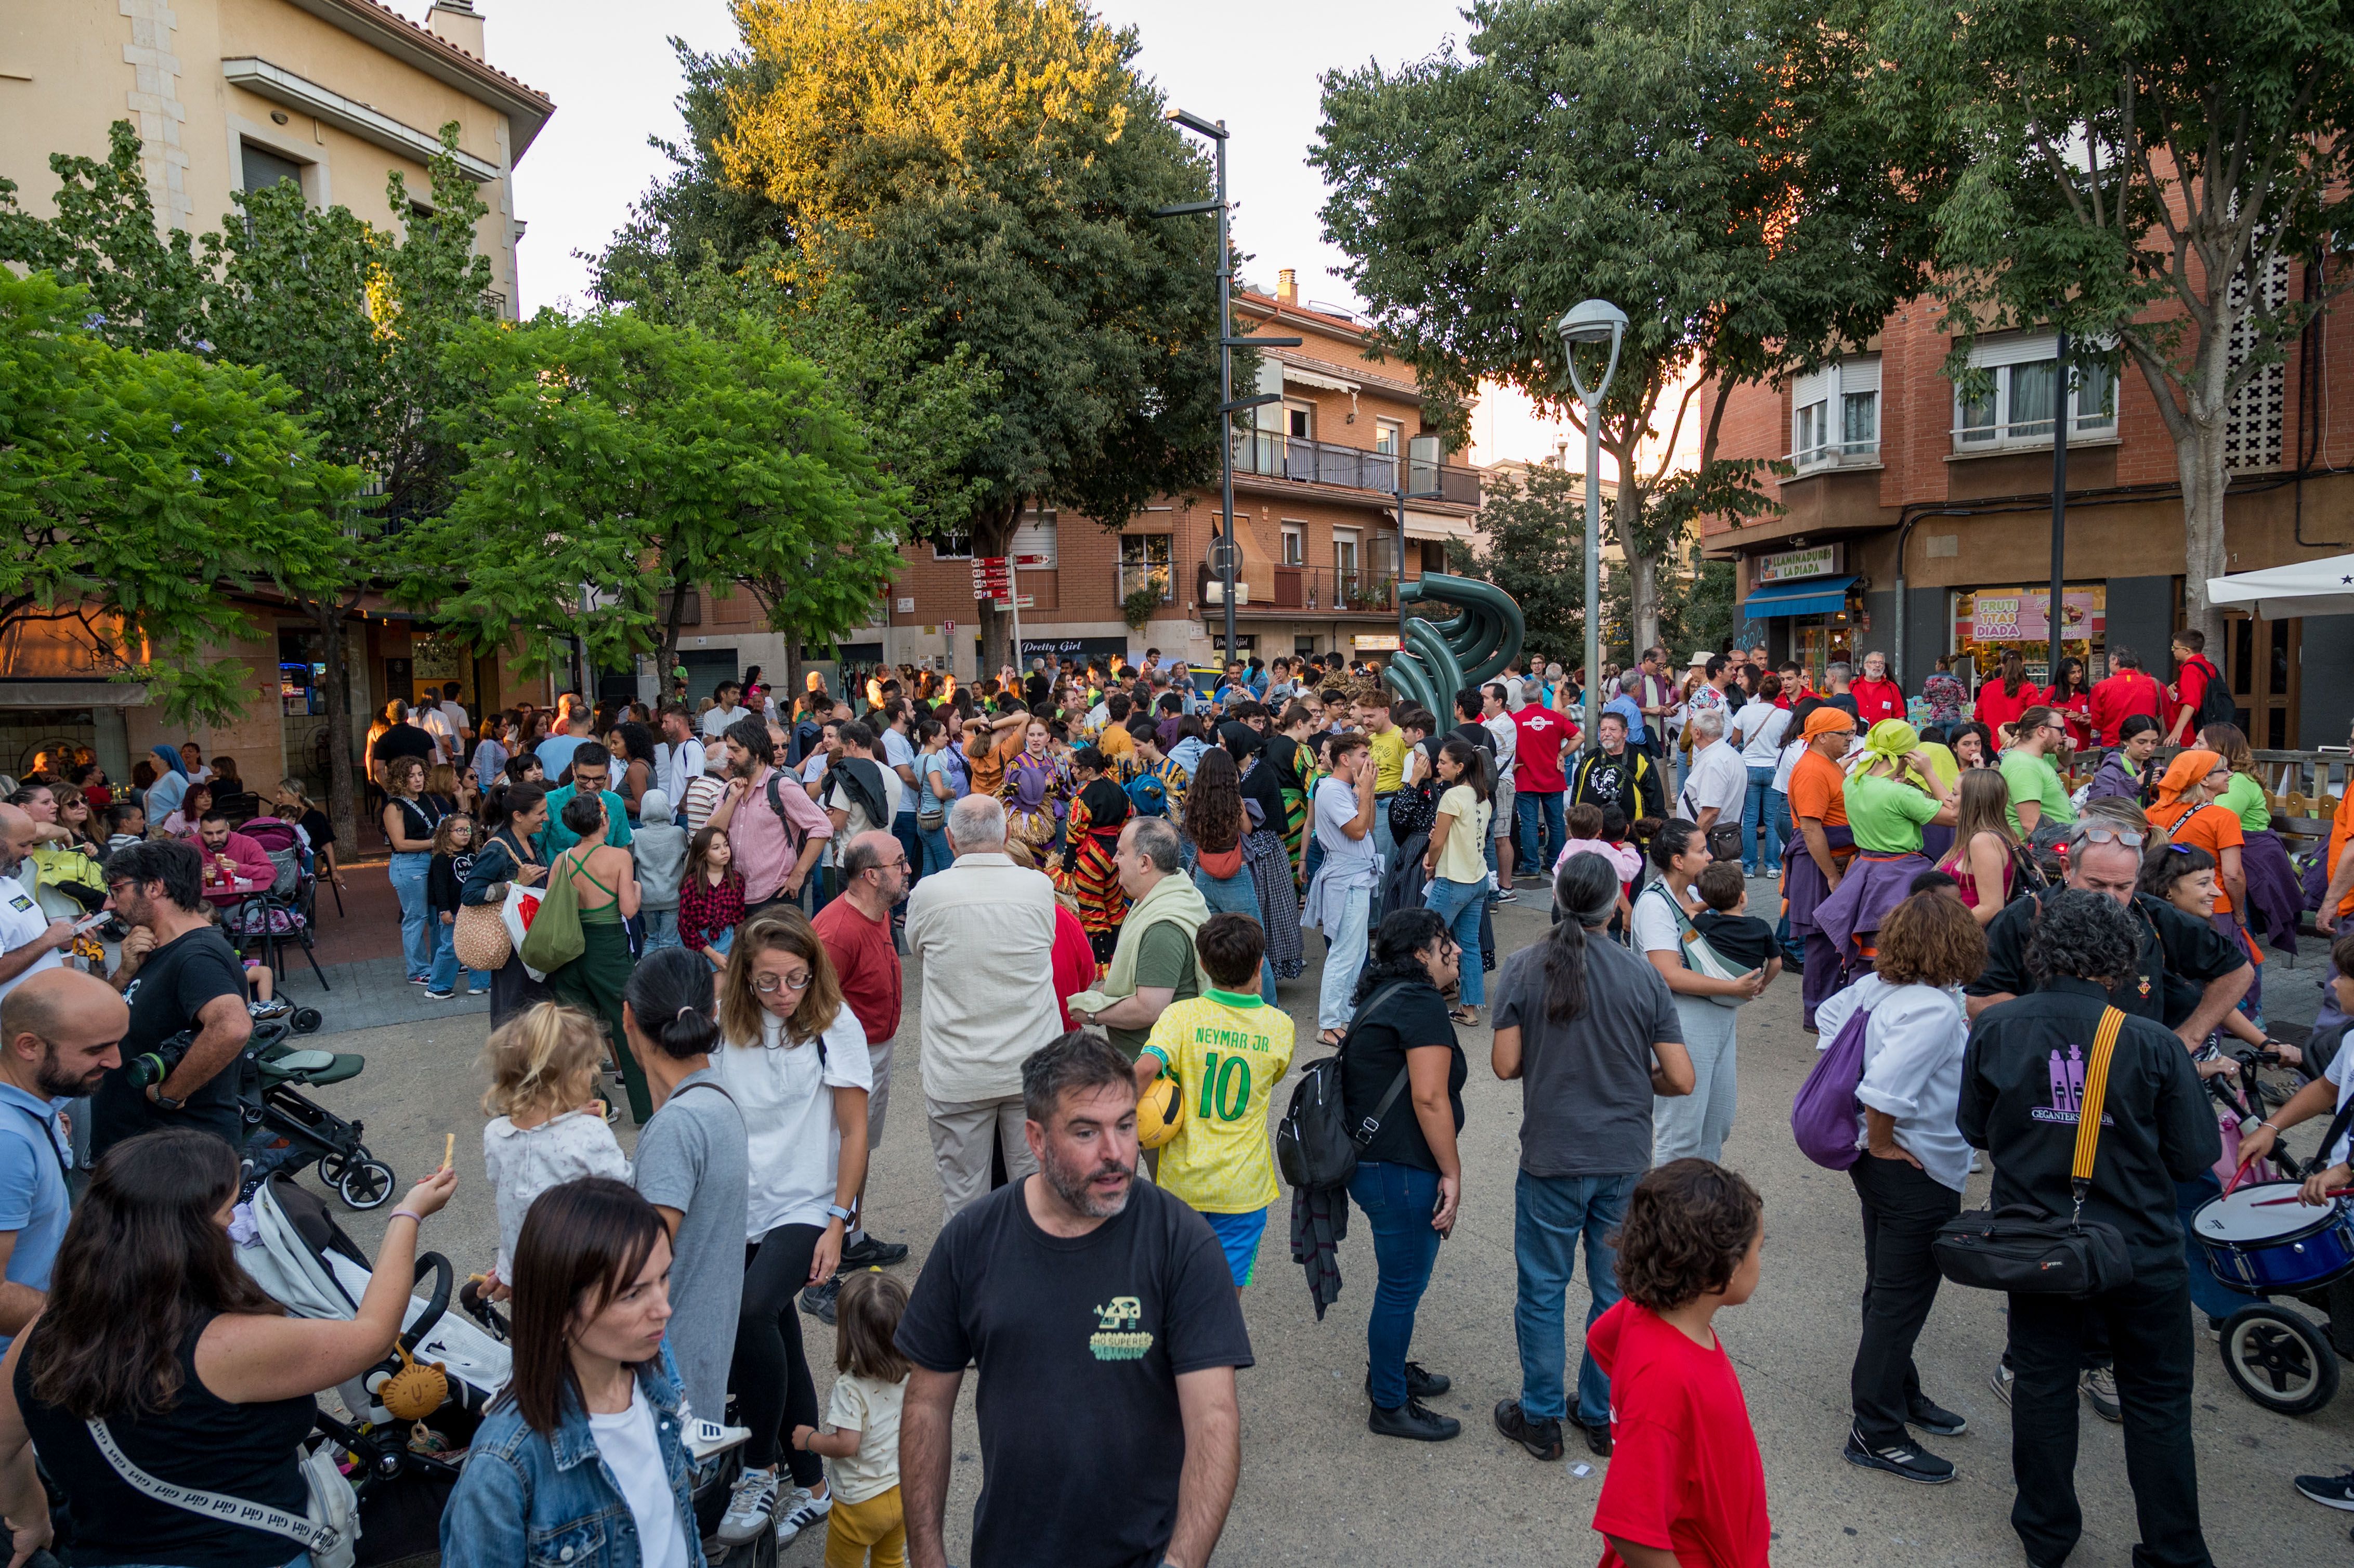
1141,990,1296,1213
1366,726,1408,794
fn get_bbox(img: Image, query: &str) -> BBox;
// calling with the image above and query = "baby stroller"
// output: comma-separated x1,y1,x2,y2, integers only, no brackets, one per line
2189,1044,2354,1416
225,815,331,1001
237,1023,397,1210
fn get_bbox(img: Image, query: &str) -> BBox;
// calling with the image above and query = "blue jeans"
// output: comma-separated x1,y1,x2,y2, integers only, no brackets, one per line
1422,876,1487,1007
893,809,923,883
1514,1169,1636,1428
639,907,681,952
389,851,432,979
1515,789,1565,880
1372,794,1398,871
1742,767,1782,873
1194,866,1278,1002
1316,883,1372,1030
919,821,954,876
427,918,491,995
1348,1159,1444,1409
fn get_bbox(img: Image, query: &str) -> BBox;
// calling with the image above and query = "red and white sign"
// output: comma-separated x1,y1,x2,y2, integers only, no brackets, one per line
971,556,1011,600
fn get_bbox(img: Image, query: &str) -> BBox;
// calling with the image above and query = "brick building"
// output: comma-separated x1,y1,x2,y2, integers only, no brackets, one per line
675,272,1485,687
1701,289,2354,748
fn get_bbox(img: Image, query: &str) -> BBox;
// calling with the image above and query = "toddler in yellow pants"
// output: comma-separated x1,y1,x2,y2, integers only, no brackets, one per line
791,1270,910,1568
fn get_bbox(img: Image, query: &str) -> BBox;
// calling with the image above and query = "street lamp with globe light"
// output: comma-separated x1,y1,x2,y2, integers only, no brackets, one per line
1556,298,1626,754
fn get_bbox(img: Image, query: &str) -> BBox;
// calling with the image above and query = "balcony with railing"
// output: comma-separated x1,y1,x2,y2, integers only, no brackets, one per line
1232,431,1482,506
1199,564,1397,617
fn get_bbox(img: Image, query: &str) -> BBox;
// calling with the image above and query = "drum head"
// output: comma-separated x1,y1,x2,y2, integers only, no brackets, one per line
2196,1182,2336,1244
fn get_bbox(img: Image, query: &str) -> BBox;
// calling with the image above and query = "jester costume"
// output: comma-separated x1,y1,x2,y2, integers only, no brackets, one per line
1058,776,1132,964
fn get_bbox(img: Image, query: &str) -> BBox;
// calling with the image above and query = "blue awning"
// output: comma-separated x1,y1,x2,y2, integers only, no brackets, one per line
1741,574,1859,619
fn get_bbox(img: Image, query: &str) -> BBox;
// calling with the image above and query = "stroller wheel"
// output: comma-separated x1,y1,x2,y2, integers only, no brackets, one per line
2220,1302,2339,1415
338,1159,396,1211
291,1008,323,1035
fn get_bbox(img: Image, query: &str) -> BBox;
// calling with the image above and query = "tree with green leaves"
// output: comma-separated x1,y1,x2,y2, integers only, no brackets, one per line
596,0,1239,672
1868,0,2354,647
1315,0,1938,652
2,120,506,844
0,270,359,721
393,308,907,684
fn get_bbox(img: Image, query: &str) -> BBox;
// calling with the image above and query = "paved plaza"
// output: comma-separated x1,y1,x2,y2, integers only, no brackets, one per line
289,883,2354,1565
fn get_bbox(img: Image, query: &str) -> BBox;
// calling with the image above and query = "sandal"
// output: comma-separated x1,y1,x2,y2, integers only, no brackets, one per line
1316,1028,1345,1050
1449,1008,1481,1026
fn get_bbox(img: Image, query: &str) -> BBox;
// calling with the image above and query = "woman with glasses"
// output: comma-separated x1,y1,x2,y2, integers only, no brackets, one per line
711,906,871,1550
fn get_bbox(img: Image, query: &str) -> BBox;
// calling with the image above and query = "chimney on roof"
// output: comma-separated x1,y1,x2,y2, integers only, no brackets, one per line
1277,268,1298,305
427,0,486,58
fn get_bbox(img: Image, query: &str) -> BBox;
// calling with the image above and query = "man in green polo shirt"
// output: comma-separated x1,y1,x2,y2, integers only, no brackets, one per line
537,740,636,855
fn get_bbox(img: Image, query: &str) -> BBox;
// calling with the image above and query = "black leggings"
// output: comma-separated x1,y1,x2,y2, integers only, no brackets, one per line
735,1224,822,1483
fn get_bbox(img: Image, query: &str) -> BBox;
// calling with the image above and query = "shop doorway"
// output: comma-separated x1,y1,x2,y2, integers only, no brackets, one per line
2224,611,2300,749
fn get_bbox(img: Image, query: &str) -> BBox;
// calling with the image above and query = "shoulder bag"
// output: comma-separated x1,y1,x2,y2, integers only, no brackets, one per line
516,848,587,974
87,1418,359,1568
1642,881,1751,1009
1931,1004,2135,1297
1275,980,1417,1191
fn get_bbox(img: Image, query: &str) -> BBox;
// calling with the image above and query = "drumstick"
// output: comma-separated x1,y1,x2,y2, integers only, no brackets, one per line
2253,1188,2354,1206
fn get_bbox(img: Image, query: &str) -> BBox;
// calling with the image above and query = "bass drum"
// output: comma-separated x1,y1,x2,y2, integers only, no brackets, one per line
2191,1182,2354,1295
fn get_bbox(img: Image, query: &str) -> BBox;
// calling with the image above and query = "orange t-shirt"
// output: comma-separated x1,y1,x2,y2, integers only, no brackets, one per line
2326,789,2354,921
2159,802,2247,915
1787,751,1851,830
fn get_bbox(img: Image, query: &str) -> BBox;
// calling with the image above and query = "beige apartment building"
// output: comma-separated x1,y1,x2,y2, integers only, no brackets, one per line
0,0,552,787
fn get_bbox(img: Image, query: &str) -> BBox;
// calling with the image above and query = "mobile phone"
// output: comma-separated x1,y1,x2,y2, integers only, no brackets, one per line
73,912,110,934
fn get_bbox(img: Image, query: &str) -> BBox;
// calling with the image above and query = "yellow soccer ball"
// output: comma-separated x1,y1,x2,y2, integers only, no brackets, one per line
1136,1074,1185,1149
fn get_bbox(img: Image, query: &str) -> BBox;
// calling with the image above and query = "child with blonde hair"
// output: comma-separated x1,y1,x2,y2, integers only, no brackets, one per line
792,1270,911,1567
478,1002,629,1293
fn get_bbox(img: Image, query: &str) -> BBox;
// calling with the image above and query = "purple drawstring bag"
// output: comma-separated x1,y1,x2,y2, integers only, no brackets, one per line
1791,1001,1875,1170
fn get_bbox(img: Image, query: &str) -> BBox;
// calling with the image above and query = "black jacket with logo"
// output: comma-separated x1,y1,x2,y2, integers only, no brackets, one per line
1570,747,1668,825
1958,976,2221,1274
1966,890,2245,1024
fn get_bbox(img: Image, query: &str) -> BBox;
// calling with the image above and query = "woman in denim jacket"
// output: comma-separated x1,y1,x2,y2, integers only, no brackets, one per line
443,1179,702,1568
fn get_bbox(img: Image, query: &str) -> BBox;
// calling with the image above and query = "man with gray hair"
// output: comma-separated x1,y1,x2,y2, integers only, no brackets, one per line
1675,706,1745,846
905,793,1060,1216
1069,816,1208,1064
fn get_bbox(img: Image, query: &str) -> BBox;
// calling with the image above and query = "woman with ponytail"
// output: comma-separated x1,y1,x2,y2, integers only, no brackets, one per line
624,946,749,1426
1488,853,1694,1461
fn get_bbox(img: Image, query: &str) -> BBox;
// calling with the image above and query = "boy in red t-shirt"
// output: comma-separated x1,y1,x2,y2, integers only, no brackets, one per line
1589,1160,1771,1568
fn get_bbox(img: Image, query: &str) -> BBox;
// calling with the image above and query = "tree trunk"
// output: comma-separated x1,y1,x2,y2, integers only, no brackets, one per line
2174,417,2231,654
972,497,1023,682
317,597,360,855
659,552,690,694
1628,550,1662,661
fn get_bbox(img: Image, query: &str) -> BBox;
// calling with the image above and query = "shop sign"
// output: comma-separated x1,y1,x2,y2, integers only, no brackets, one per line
1351,633,1402,651
1967,589,2100,642
1753,544,1842,584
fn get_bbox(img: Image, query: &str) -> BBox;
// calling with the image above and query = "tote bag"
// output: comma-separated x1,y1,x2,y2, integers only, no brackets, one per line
516,851,586,974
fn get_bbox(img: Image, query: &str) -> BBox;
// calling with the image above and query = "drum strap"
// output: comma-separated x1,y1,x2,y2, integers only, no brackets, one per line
2068,1007,2126,1224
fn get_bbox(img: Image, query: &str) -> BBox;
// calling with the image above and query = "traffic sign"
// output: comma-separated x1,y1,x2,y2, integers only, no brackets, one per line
944,618,956,634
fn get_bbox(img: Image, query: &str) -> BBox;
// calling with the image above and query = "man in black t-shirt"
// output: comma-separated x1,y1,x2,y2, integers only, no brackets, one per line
898,1030,1251,1568
92,840,252,1158
369,701,436,785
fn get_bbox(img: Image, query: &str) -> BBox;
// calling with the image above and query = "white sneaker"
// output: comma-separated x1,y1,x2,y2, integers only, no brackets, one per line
775,1486,832,1545
716,1467,778,1545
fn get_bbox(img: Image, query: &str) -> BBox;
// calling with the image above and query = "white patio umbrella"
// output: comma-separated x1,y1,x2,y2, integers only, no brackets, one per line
2206,554,2354,621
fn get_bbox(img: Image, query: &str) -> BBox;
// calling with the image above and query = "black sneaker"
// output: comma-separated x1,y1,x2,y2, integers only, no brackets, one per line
1493,1399,1563,1461
1365,1362,1451,1403
2294,1469,2354,1510
1906,1397,1968,1437
798,1276,840,1325
1570,1414,1614,1458
840,1234,910,1269
1845,1426,1956,1485
1367,1400,1461,1442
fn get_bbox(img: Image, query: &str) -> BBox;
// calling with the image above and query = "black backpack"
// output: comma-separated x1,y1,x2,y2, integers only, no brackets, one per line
1275,981,1415,1190
2188,656,2238,730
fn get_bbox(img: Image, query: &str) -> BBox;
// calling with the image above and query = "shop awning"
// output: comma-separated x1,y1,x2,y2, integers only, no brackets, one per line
1742,574,1858,619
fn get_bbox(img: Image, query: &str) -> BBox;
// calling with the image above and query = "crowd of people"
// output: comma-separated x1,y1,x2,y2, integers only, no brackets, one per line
0,630,2349,1568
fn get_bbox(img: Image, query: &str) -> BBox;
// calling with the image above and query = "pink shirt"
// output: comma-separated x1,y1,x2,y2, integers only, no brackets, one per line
1553,835,1643,884
726,764,833,901
194,829,278,894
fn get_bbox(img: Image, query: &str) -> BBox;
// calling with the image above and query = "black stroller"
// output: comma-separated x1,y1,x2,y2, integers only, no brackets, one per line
231,1023,398,1209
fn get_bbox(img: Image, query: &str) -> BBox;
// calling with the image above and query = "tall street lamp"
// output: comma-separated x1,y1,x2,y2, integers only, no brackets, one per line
1557,298,1627,753
1157,111,1293,671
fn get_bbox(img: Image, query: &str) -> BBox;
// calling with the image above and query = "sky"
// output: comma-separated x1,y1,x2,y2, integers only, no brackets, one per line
432,0,1664,473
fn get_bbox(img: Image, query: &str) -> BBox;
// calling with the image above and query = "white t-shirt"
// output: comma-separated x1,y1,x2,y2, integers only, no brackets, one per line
1733,700,1790,766
1629,880,1689,958
2325,1048,2354,1169
438,700,470,739
827,766,904,838
701,703,750,740
1677,739,1748,824
1482,712,1517,772
588,1383,690,1568
715,1008,872,1239
0,879,61,1005
1771,737,1808,795
822,1372,907,1506
417,703,458,762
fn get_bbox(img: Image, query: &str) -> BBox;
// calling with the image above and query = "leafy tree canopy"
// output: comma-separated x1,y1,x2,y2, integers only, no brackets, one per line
0,271,359,721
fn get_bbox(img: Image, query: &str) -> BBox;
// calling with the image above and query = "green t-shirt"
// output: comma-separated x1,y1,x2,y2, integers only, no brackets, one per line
1844,768,1941,854
2219,770,2271,834
1998,748,2075,837
1106,920,1202,1061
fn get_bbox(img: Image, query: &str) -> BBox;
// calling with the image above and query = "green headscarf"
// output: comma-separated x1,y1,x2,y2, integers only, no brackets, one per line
1862,718,1919,767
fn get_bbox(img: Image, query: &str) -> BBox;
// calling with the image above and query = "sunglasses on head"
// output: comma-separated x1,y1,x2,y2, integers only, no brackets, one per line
2079,826,2147,847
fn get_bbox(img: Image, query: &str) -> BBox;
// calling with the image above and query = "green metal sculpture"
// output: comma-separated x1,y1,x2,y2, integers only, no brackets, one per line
1381,572,1526,717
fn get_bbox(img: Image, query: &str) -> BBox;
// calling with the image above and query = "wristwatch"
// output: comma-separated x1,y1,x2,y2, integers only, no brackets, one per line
825,1204,853,1224
145,1086,181,1110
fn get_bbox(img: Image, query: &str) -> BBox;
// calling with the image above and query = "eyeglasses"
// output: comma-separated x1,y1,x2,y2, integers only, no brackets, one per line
2078,826,2147,847
753,972,813,994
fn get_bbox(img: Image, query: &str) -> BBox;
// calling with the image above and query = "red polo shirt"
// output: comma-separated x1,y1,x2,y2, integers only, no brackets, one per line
1849,677,1904,727
812,896,902,1046
2088,669,2163,746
